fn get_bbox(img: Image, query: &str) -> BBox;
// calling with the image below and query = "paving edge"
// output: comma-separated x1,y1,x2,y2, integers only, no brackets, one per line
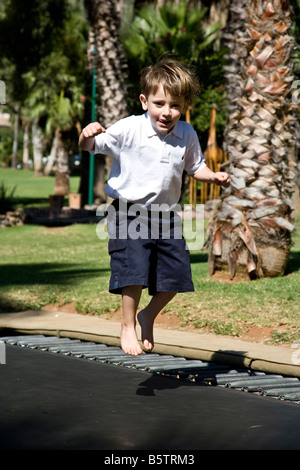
1,309,300,378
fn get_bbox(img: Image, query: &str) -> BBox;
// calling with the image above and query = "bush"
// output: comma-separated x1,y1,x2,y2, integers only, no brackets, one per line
0,128,13,167
0,181,16,214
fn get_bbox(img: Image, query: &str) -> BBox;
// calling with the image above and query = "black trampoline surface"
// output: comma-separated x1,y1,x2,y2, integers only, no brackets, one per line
1,344,300,451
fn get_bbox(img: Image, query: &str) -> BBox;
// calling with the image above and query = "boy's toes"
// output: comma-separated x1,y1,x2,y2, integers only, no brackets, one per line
143,339,154,352
120,325,143,355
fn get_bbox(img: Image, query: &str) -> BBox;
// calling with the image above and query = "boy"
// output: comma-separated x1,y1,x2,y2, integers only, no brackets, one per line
79,58,230,356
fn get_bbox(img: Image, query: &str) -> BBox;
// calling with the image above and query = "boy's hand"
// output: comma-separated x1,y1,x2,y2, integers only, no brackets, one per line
214,172,230,187
82,122,106,138
79,122,106,152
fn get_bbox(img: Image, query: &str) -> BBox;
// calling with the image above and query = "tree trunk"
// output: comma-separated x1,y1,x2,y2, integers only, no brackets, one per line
93,154,107,204
205,0,297,280
54,129,70,196
22,120,30,169
85,0,128,128
32,120,44,176
44,127,60,176
12,108,20,169
82,0,129,204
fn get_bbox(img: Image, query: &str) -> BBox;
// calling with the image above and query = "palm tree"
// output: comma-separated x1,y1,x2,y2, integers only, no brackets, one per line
83,0,129,204
48,90,83,195
221,0,248,144
24,61,85,188
205,0,298,279
85,0,128,128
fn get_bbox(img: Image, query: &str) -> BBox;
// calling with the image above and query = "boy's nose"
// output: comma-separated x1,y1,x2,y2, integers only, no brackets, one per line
162,105,171,117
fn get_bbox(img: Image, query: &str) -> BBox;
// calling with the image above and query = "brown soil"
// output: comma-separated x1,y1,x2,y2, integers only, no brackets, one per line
43,301,78,314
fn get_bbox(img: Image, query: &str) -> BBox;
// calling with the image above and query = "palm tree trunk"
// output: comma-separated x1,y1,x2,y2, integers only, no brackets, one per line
205,0,297,279
83,0,129,204
44,127,60,176
85,0,128,128
93,154,107,204
12,108,20,169
22,120,30,169
32,120,44,177
54,129,70,196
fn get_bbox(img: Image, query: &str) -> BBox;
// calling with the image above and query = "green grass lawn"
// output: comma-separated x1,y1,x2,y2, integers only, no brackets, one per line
0,167,80,208
0,167,300,346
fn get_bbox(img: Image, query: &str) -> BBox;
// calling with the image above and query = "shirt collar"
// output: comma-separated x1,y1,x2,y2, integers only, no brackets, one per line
144,112,183,139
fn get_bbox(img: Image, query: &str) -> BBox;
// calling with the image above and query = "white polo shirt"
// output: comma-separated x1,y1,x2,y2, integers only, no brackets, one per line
93,112,206,207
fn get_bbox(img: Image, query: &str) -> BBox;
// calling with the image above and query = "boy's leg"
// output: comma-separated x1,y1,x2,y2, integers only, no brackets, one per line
138,291,177,352
121,285,143,355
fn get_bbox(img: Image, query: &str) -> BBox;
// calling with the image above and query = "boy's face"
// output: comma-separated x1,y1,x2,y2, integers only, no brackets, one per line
140,84,187,134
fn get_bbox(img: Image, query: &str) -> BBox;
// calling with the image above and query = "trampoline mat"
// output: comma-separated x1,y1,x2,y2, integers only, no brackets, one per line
1,344,300,451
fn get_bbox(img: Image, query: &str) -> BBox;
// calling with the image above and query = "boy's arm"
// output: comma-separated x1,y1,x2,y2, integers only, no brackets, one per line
192,165,230,188
78,122,106,152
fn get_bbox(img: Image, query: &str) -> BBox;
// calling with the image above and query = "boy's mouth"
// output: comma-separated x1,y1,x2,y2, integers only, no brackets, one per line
158,119,171,126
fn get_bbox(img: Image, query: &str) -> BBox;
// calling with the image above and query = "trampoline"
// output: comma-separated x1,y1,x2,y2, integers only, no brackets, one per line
1,336,300,451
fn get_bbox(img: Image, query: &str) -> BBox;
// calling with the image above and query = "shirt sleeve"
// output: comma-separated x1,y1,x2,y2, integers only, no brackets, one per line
92,118,125,159
184,129,206,175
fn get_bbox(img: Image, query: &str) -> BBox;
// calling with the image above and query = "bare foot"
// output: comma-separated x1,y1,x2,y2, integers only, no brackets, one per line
120,323,143,356
137,309,154,352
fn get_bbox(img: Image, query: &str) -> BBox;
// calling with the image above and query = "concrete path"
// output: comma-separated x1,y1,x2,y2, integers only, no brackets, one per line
1,309,300,378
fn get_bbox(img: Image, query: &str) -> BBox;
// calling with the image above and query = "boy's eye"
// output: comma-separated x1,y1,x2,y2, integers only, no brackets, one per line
154,102,180,108
152,100,182,109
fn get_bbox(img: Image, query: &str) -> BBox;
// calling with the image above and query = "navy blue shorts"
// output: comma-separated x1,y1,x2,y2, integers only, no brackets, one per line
107,200,194,295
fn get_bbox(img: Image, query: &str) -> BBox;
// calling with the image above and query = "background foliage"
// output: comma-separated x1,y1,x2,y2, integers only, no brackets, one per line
121,1,228,145
1,0,300,166
0,0,88,168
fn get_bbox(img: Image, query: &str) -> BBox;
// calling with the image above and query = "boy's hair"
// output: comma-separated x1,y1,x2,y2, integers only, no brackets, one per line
140,57,200,106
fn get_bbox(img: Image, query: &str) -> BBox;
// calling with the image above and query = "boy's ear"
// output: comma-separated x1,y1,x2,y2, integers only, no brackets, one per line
139,94,148,111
